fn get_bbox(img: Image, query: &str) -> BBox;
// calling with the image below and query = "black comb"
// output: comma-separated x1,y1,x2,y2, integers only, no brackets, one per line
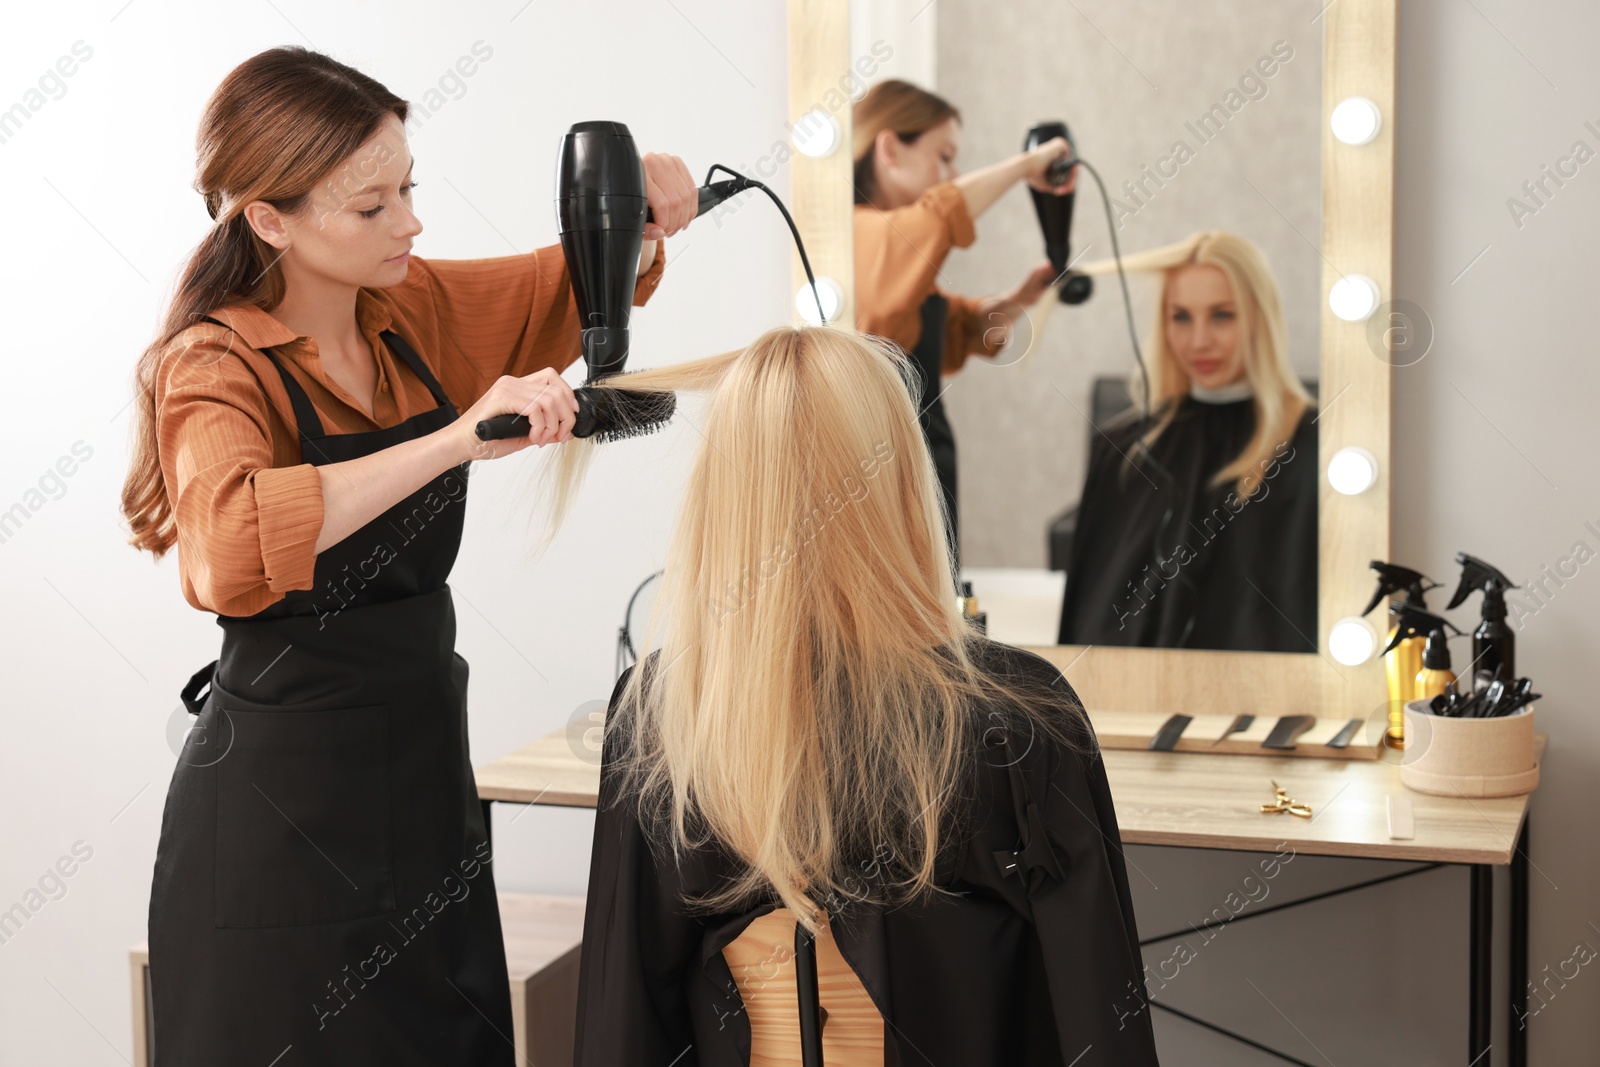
475,384,676,444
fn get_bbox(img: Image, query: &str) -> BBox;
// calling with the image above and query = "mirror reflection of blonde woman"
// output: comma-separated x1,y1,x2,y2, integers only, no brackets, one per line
540,327,1160,1066
1057,230,1318,651
851,79,1076,568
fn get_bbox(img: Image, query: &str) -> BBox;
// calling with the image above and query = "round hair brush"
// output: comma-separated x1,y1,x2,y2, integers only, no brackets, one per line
474,382,675,444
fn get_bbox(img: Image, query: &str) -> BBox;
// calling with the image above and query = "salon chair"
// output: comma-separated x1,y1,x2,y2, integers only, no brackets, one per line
722,907,884,1066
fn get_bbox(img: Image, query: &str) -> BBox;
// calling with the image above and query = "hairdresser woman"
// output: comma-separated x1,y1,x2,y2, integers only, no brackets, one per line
119,48,696,1066
853,78,1075,565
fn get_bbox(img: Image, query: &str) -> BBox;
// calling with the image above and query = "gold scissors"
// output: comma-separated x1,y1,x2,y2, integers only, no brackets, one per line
1260,779,1313,818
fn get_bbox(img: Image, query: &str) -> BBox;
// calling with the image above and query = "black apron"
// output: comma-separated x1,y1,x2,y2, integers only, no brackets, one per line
147,319,514,1066
911,291,960,572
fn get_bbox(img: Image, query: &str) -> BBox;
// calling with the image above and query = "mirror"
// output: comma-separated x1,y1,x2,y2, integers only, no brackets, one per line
789,0,1394,716
847,1,1326,653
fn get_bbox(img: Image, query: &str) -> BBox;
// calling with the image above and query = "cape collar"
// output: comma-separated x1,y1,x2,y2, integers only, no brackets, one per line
1189,379,1253,404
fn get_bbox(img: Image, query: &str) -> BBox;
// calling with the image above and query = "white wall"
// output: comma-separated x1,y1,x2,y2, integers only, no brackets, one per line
1387,0,1600,1061
3,2,1598,1064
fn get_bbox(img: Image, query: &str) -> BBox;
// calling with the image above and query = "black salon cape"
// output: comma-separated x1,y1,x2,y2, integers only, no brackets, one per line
573,640,1161,1066
1057,396,1317,652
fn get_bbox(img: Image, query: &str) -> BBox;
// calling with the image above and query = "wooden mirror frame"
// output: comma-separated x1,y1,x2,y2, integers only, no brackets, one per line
786,0,1397,720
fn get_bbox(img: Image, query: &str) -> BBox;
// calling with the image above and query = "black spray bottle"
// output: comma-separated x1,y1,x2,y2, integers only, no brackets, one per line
1446,553,1517,689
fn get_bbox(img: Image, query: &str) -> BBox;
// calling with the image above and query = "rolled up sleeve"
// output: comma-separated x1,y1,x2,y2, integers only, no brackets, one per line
400,239,669,395
157,337,324,616
854,180,978,353
252,465,324,592
941,289,1007,372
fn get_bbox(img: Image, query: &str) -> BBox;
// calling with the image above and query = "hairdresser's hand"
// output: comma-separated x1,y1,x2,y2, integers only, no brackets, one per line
643,152,698,240
1009,259,1061,308
973,261,1059,350
1021,136,1077,195
451,368,578,463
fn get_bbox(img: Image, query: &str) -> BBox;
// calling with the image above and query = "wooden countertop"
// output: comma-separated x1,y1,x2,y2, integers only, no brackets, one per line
476,726,1543,867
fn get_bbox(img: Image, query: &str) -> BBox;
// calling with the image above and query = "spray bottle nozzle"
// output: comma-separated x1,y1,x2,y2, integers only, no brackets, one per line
1421,626,1455,670
1446,552,1516,613
1362,560,1437,617
1381,605,1461,657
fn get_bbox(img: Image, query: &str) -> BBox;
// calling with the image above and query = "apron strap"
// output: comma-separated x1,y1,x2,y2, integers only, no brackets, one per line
380,328,454,413
262,351,328,439
195,314,328,439
912,291,949,420
194,316,450,446
180,658,219,716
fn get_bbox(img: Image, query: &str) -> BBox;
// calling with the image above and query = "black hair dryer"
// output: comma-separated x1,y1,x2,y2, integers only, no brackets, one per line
556,121,748,381
1024,121,1092,306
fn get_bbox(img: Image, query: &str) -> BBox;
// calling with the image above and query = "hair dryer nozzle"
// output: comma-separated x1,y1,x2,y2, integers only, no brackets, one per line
1058,272,1093,305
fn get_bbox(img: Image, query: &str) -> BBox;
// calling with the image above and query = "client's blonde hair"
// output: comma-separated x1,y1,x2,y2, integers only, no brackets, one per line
1079,229,1313,498
531,325,1088,933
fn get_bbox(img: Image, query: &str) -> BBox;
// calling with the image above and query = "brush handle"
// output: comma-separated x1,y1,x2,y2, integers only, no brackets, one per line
475,414,534,441
476,391,599,441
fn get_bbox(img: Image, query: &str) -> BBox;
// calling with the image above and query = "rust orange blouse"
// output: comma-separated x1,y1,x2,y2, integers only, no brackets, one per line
852,181,1005,372
155,241,667,618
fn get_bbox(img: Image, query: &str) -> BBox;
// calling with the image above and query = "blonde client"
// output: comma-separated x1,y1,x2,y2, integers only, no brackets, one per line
542,326,1161,1066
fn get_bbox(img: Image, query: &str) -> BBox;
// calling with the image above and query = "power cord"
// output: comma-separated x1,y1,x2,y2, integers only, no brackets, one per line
1063,156,1200,645
703,164,829,326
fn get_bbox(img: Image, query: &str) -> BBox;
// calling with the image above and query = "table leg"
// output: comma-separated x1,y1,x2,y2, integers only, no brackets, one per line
1470,863,1493,1062
482,798,494,853
1510,814,1530,1067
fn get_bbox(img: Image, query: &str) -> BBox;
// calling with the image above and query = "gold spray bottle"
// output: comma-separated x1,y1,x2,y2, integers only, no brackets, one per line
1361,562,1440,746
1414,627,1457,701
1381,606,1459,742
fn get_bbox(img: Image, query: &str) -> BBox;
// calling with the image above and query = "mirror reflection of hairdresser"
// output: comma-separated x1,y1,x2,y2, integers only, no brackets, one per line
852,80,1076,570
1056,232,1318,652
119,47,697,1065
545,328,1160,1065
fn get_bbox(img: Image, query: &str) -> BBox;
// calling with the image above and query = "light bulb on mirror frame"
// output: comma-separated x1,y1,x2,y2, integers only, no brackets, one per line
1329,273,1380,322
1329,616,1379,666
1330,96,1382,146
795,277,843,325
790,109,842,158
1327,446,1379,495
